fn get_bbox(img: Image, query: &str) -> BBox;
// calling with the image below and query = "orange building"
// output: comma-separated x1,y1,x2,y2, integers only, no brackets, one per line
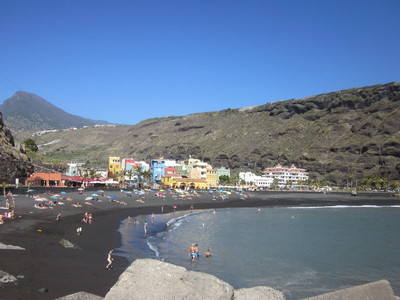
26,173,66,187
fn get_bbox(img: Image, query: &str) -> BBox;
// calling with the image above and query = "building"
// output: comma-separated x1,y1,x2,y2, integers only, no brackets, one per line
65,163,84,177
27,173,65,187
263,164,309,187
206,168,218,187
162,175,209,189
216,167,231,179
239,172,273,188
108,157,121,178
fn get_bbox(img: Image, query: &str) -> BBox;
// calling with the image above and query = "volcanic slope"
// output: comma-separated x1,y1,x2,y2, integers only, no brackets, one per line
33,82,400,184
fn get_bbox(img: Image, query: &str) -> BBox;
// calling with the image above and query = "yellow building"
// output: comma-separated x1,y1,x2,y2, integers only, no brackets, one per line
108,157,121,178
206,168,218,187
162,175,209,189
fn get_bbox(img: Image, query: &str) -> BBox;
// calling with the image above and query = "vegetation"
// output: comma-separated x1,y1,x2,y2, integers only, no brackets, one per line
23,138,38,152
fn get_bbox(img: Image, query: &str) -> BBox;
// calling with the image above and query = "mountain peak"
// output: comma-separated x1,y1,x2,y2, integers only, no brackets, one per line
0,91,109,131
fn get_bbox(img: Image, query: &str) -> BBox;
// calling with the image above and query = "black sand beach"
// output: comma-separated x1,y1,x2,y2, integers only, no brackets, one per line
0,189,398,300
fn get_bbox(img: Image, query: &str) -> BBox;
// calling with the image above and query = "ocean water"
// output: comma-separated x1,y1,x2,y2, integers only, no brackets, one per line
117,206,400,299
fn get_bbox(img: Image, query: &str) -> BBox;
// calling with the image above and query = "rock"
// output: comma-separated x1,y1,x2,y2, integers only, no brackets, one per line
234,286,286,300
304,280,397,300
37,287,49,293
56,291,104,300
59,238,78,249
0,270,17,284
104,259,234,300
0,242,25,250
0,112,34,183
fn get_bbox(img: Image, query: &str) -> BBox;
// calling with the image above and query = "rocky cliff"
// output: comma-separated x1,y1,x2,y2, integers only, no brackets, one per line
33,82,400,184
0,112,33,183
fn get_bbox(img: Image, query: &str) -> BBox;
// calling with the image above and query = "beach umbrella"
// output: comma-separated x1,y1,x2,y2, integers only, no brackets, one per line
60,191,67,195
78,188,84,191
85,196,93,201
90,193,99,197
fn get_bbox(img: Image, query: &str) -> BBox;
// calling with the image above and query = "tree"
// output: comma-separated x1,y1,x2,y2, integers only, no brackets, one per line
23,138,38,152
219,175,230,185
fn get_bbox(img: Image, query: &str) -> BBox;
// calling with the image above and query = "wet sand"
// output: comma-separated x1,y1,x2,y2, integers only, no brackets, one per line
0,190,397,300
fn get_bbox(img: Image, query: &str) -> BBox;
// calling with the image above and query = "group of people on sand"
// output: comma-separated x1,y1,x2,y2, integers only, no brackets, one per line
1,191,16,225
82,212,94,224
188,244,212,261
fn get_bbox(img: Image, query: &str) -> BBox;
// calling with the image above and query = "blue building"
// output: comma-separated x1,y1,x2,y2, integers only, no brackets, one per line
151,158,166,183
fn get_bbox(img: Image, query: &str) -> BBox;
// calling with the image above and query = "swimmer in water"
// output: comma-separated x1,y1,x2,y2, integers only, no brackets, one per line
204,248,212,258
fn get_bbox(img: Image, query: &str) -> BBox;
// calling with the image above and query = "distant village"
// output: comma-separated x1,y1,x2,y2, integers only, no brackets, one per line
25,156,310,190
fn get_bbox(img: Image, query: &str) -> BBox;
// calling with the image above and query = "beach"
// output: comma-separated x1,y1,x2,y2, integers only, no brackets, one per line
0,189,398,300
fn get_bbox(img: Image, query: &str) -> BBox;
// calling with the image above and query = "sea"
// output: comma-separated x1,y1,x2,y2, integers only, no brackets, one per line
117,206,400,299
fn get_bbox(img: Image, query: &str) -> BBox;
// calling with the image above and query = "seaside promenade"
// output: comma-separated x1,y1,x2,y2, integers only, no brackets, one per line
0,189,398,299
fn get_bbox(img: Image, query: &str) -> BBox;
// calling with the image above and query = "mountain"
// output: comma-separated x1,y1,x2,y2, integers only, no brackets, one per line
0,112,33,183
32,82,400,184
0,91,109,131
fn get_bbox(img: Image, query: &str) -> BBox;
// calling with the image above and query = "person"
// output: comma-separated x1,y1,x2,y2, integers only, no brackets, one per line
106,249,114,270
6,191,14,209
144,220,148,236
127,216,132,224
82,212,89,223
76,226,82,236
189,244,199,262
150,213,155,224
88,213,93,224
204,248,212,258
56,213,61,221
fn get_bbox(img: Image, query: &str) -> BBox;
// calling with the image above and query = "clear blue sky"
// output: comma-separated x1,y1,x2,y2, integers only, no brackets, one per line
1,0,399,125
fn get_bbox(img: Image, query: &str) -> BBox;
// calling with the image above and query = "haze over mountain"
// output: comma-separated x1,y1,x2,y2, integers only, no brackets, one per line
0,91,109,132
31,82,400,184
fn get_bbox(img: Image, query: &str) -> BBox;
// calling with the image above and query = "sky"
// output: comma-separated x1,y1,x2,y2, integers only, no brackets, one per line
0,0,399,125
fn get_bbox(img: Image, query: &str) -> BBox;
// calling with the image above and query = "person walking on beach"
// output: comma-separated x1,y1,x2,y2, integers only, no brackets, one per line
56,213,61,221
76,226,82,236
150,213,155,224
106,249,114,270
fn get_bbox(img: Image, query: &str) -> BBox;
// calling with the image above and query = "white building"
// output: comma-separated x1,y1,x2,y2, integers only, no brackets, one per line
239,172,273,188
65,163,84,176
263,164,309,187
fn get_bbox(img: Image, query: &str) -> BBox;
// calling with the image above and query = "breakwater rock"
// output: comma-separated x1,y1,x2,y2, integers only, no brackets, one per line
58,259,399,300
104,259,284,300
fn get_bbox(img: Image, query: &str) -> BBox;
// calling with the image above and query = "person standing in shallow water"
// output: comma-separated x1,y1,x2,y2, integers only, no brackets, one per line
106,249,114,269
144,220,148,237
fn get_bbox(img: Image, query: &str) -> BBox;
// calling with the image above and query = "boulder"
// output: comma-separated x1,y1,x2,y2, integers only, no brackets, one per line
104,259,234,300
0,242,25,250
304,280,397,300
59,238,78,249
234,286,285,300
56,291,103,300
0,270,17,284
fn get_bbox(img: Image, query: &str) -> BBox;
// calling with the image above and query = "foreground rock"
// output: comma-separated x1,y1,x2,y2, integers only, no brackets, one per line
304,280,397,300
0,270,17,284
104,259,236,300
234,286,285,300
0,242,25,250
56,291,104,300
